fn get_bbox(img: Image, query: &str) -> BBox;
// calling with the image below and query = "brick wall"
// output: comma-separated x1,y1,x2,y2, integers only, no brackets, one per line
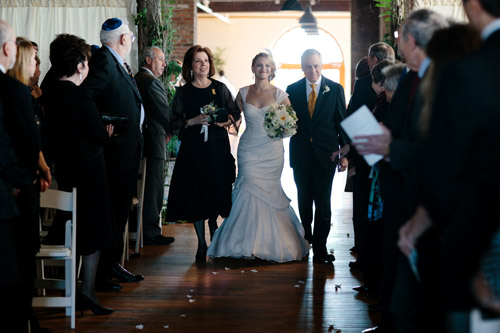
350,0,380,89
171,0,196,61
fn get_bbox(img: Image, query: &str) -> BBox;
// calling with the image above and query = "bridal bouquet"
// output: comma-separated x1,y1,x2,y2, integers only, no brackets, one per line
263,103,298,139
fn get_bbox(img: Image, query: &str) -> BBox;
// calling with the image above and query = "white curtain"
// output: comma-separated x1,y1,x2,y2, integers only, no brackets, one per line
0,0,138,81
414,0,467,22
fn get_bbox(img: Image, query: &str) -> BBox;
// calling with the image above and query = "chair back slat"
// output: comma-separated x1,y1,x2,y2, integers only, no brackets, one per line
40,189,73,211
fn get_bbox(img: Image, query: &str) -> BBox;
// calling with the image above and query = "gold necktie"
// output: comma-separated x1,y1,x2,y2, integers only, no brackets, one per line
308,83,317,118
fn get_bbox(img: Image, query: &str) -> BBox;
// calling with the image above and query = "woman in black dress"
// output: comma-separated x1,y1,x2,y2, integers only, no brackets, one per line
166,45,240,262
44,34,115,315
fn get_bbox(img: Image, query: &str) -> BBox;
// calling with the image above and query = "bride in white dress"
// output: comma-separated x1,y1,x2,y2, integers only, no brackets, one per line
207,53,309,262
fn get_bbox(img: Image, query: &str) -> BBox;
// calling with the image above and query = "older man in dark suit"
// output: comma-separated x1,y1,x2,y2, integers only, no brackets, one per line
83,18,144,290
135,46,174,246
347,42,395,272
286,49,349,264
354,9,448,332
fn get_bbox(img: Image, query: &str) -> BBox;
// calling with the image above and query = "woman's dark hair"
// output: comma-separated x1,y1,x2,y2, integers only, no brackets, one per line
50,34,90,79
371,59,393,84
426,23,481,67
181,45,215,83
354,56,370,80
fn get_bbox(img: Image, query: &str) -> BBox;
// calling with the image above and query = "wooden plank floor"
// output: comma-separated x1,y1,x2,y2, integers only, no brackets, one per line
36,211,380,332
37,162,381,332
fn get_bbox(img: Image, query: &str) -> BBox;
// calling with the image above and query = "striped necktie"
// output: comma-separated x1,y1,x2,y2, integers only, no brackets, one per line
124,62,137,87
308,83,317,118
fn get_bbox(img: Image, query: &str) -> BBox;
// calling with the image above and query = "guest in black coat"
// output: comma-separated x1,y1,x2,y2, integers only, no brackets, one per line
398,2,500,329
353,9,448,332
347,43,395,271
82,18,144,289
135,46,174,246
287,49,349,264
0,21,50,332
45,33,116,315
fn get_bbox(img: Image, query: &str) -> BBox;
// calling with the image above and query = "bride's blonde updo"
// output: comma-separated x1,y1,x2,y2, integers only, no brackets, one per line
251,52,276,81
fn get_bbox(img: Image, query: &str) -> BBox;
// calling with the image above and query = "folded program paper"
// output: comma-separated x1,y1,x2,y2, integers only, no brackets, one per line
341,105,383,166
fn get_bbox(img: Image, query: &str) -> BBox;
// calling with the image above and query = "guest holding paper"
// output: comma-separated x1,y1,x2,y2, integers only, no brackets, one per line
352,9,448,332
165,45,240,262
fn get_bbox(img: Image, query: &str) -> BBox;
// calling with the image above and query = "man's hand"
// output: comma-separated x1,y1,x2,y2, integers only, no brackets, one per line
398,205,433,257
331,144,350,161
352,124,392,156
338,157,348,172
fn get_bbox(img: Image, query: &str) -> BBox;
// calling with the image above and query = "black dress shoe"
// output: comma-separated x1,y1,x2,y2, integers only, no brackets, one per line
111,263,144,282
77,292,114,315
313,254,335,263
95,278,122,291
349,246,358,252
353,285,369,293
144,235,175,245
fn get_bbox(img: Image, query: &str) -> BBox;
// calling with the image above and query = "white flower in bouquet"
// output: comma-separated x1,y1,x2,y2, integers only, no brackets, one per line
263,103,298,139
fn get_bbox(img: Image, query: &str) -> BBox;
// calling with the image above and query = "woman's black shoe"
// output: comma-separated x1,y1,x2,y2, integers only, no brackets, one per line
195,244,208,262
77,292,114,315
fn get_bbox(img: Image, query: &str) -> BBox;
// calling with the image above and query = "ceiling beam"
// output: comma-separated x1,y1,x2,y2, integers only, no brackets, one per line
208,2,350,12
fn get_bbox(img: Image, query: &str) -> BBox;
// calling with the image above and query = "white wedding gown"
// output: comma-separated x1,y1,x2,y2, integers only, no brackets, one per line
207,86,309,262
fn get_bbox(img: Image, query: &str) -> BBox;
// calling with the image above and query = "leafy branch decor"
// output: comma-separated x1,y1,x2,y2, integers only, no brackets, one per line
135,0,178,101
373,0,412,50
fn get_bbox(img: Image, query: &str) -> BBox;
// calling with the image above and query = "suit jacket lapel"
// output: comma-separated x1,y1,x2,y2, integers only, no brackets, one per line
312,76,328,120
297,78,309,119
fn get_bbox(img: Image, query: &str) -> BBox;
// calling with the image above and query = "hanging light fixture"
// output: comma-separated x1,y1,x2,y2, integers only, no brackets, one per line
299,5,318,35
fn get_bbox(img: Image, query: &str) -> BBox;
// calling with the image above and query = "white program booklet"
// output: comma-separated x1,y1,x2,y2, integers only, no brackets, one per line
341,105,384,166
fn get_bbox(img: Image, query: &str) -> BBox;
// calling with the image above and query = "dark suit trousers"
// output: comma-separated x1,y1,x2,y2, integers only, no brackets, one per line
143,156,165,239
351,163,371,259
292,152,335,256
98,145,142,274
7,184,39,330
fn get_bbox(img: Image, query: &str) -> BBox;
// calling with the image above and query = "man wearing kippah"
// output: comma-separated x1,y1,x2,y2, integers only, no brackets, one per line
83,18,145,291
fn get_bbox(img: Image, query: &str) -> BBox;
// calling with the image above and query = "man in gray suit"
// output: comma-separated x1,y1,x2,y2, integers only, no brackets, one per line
286,49,349,264
135,46,174,245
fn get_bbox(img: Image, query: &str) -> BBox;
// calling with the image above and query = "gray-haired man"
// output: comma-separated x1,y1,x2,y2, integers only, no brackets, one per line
135,46,174,246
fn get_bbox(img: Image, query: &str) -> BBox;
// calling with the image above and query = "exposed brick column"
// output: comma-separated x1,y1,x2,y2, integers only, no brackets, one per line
171,0,197,61
350,0,380,89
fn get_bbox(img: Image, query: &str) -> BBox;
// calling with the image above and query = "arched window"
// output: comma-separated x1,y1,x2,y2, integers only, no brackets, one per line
271,26,345,90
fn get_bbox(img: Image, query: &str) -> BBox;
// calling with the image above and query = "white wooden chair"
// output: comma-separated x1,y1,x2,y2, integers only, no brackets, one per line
123,157,147,264
33,188,77,329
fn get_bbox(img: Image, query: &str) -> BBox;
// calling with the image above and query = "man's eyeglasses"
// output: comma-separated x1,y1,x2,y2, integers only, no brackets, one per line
128,32,135,43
